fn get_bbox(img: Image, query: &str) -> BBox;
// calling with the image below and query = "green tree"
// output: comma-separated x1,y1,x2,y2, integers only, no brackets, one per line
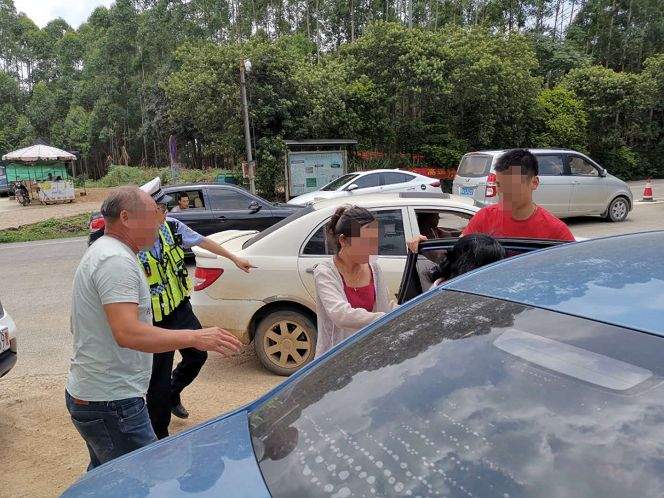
533,86,588,150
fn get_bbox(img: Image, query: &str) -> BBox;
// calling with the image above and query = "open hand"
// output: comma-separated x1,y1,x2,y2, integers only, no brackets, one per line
192,327,243,356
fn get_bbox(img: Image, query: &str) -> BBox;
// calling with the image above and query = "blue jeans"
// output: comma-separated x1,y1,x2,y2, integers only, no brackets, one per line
65,390,157,470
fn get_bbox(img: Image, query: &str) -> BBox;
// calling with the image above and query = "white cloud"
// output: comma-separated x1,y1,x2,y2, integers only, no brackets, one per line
14,0,115,29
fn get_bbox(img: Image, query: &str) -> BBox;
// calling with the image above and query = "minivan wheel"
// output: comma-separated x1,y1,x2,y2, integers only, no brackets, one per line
606,196,629,222
254,310,316,376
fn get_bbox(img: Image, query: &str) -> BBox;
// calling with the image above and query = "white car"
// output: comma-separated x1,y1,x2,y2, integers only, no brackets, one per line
0,299,18,377
287,169,441,206
192,192,479,375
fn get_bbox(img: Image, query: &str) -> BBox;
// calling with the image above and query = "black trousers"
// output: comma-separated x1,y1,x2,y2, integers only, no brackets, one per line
146,300,207,439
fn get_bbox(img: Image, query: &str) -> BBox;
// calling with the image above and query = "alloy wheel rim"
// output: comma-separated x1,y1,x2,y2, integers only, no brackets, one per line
612,200,627,220
263,320,312,368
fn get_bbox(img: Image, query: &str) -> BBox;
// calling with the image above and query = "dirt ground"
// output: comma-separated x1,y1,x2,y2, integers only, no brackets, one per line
0,348,283,497
0,188,109,230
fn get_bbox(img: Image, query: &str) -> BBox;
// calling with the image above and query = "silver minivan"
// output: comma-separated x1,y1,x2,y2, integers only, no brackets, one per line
452,149,633,221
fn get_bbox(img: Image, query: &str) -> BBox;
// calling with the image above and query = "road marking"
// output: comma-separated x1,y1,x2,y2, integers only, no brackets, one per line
1,237,86,249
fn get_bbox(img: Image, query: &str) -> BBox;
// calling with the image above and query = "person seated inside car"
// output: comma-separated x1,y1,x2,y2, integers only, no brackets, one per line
170,193,190,212
427,234,506,288
416,212,460,239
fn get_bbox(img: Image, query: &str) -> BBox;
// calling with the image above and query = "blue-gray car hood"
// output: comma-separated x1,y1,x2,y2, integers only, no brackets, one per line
61,410,270,497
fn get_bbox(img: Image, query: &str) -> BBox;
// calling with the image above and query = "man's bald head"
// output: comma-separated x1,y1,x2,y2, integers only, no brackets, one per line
101,186,152,221
101,186,161,251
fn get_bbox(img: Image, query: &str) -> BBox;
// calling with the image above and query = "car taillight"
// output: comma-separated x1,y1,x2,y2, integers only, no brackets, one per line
429,180,441,188
194,267,224,291
90,217,105,232
485,173,497,198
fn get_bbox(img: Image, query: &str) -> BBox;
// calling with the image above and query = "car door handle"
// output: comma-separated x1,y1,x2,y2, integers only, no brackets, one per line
305,267,315,274
217,215,227,220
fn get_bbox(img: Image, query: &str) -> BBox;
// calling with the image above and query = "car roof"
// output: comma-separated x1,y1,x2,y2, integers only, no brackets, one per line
445,231,664,336
464,148,581,157
310,192,477,210
352,169,415,175
164,183,247,190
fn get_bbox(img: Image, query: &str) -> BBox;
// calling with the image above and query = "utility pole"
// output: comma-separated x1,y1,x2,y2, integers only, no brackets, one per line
239,59,256,194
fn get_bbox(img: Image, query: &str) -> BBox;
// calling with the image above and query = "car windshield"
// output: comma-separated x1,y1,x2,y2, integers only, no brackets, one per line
249,291,664,497
242,206,314,249
320,174,359,191
457,154,492,177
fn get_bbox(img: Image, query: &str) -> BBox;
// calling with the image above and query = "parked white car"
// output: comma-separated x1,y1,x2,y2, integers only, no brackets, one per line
0,299,18,377
453,149,634,221
192,192,479,375
287,169,441,206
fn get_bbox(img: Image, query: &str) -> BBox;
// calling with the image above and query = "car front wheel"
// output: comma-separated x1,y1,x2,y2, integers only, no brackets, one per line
606,196,630,222
254,309,317,376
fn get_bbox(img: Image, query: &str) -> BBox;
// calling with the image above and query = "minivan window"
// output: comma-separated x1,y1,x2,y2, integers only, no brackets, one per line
569,156,599,176
457,154,492,177
536,154,565,176
250,291,664,498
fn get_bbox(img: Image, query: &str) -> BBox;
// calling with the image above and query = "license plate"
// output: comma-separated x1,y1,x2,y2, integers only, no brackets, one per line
0,327,9,353
460,186,475,196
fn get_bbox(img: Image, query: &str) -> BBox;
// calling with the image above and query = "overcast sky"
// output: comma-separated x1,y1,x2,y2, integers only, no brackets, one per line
14,0,114,28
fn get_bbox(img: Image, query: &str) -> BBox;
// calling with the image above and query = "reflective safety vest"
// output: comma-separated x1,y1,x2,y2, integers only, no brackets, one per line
137,221,192,323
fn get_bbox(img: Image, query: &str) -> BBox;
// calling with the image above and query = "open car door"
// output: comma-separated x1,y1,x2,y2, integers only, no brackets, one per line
397,238,571,304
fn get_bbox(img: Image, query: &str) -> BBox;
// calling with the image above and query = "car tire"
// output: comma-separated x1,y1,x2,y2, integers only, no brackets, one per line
254,309,317,376
605,196,630,222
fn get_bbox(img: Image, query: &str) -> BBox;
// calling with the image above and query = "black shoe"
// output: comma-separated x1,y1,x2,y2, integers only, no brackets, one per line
171,402,189,419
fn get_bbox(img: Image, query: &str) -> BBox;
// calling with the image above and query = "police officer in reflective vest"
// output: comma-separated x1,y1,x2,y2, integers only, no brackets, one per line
139,178,254,439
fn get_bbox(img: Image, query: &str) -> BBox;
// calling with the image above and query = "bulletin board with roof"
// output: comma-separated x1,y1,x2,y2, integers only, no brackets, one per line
284,139,358,201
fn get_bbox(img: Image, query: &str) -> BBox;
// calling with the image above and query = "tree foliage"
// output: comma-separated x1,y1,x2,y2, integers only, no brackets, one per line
0,0,661,194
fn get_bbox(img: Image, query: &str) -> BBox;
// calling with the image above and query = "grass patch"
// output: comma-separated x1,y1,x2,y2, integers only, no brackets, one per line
0,213,90,243
87,165,243,188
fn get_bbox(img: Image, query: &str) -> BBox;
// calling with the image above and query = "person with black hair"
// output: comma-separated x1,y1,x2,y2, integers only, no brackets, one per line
463,149,574,241
429,234,506,287
314,205,394,357
170,193,189,212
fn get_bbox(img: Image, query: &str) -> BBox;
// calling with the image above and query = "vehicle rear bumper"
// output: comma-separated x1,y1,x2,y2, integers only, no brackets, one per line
0,350,17,377
191,291,262,344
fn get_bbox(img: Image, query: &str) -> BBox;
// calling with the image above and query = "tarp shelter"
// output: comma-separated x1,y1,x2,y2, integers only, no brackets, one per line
2,144,77,162
1,144,77,203
3,162,69,183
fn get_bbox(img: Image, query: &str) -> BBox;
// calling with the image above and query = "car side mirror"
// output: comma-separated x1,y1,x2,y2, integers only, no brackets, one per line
599,168,607,177
248,201,261,213
347,184,359,192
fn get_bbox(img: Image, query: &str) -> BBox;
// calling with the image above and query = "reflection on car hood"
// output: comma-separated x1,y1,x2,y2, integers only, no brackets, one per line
446,231,664,335
61,410,270,498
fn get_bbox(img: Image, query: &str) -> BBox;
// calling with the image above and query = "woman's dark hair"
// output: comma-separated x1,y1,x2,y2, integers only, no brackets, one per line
430,234,506,282
495,149,539,177
326,205,376,253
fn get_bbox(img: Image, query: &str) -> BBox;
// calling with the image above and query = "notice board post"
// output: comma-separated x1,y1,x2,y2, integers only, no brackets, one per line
284,139,357,202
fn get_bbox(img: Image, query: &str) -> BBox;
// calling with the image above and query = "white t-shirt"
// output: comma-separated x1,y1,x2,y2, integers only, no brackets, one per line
67,236,153,401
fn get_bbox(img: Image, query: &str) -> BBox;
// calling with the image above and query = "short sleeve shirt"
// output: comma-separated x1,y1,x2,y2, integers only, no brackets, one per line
147,218,204,258
67,236,153,401
462,204,575,241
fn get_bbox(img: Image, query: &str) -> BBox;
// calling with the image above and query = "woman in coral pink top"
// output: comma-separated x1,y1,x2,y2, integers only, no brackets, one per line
314,206,394,357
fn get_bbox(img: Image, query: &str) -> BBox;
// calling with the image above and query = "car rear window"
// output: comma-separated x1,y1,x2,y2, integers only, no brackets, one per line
242,206,313,249
249,291,664,497
457,154,492,177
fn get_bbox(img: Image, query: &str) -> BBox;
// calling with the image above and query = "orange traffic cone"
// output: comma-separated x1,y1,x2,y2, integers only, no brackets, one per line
642,179,654,202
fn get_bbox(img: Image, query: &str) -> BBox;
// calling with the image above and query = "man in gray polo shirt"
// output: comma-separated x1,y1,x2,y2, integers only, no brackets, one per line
66,186,242,471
